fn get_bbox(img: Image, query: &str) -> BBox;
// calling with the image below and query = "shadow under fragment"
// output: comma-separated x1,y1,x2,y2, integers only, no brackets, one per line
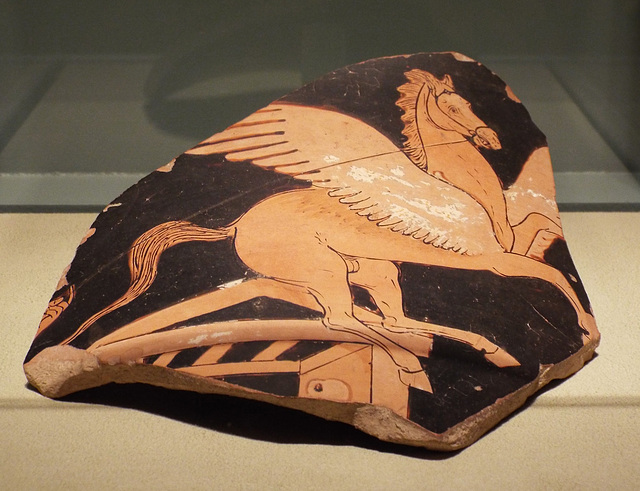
55,382,455,460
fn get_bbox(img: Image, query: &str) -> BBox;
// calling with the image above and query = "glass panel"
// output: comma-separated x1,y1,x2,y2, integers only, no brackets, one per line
1,1,638,209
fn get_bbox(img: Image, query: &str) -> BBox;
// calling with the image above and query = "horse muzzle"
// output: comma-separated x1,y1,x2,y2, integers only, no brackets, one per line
472,127,501,150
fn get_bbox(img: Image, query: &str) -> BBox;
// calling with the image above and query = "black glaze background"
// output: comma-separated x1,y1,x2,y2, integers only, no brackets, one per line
26,53,589,434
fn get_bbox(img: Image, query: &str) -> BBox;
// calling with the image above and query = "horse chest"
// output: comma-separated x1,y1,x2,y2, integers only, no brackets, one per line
424,143,473,178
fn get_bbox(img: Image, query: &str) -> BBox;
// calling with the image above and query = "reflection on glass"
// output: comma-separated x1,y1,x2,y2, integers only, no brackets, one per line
0,1,638,208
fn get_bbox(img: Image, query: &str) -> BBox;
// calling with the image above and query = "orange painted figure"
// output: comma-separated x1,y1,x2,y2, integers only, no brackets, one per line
60,67,595,390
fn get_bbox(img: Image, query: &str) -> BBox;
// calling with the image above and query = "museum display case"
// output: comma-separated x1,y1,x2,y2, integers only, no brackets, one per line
1,1,638,487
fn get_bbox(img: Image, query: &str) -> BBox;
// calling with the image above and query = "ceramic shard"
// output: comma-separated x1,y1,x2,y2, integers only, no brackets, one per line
24,52,600,451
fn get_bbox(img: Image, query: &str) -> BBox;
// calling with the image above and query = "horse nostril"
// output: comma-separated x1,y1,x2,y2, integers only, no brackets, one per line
474,127,501,150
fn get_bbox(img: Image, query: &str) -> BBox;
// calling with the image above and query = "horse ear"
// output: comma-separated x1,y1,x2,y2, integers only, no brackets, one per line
442,74,455,90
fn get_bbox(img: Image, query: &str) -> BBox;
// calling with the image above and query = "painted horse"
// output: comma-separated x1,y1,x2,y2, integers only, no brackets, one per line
60,69,596,391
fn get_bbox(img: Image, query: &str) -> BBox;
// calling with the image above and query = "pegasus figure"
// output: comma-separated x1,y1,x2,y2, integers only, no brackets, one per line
59,69,597,391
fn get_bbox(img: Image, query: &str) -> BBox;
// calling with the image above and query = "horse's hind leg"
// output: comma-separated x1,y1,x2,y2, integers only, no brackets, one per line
350,258,520,367
348,258,408,327
237,237,431,390
294,254,433,388
302,263,435,390
348,258,433,338
89,277,324,350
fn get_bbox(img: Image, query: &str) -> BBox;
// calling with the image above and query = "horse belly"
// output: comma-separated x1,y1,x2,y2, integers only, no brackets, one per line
231,189,347,278
233,187,501,275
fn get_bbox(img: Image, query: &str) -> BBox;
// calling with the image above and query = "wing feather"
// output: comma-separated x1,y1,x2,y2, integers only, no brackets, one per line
186,103,501,255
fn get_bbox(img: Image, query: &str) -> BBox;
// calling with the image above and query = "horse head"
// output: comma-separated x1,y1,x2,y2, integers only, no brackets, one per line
424,73,501,150
397,69,501,168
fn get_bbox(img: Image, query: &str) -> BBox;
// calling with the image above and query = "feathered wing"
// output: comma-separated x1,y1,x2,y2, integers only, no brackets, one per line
186,103,501,255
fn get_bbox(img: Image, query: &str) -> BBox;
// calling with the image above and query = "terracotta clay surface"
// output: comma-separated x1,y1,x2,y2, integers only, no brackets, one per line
24,52,599,450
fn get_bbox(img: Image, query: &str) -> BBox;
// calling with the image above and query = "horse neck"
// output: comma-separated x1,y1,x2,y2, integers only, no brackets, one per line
418,90,469,147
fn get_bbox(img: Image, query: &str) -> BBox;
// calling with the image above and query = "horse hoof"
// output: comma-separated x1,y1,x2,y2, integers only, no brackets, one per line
580,314,600,345
483,348,520,368
398,369,432,392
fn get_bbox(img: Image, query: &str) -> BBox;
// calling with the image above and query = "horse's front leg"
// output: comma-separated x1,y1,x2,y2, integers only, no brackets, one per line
428,148,514,252
512,212,563,259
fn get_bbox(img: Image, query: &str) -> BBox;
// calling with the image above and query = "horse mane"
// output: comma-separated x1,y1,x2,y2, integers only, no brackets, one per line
396,69,452,170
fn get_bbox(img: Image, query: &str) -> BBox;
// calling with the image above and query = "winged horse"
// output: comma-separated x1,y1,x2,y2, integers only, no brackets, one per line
61,69,597,392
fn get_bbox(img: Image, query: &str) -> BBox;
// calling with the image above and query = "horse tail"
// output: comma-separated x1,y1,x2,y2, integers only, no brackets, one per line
63,221,232,345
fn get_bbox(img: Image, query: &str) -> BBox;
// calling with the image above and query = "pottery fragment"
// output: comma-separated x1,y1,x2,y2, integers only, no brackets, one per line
24,52,600,450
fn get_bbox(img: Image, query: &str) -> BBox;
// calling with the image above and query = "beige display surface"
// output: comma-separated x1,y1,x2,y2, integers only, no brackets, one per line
2,212,638,488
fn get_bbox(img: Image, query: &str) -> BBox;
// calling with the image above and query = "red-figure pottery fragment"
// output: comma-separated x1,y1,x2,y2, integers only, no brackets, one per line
24,53,599,450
